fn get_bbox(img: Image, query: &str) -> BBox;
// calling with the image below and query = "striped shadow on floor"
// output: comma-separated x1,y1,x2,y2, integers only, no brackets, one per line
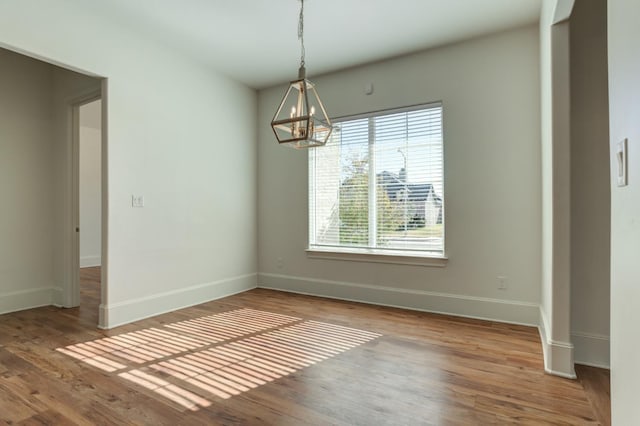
57,308,381,411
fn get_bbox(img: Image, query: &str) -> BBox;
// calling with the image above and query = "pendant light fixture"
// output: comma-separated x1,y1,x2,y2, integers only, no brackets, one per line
270,0,333,148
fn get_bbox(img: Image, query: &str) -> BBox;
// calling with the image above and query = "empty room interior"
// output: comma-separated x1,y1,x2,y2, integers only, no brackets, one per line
0,0,637,424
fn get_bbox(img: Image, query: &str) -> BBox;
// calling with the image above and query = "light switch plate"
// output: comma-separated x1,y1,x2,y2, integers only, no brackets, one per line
616,138,628,187
132,195,145,207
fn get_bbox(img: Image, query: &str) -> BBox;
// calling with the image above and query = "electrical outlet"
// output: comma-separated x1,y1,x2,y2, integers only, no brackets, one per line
497,276,508,290
276,257,284,270
132,195,145,208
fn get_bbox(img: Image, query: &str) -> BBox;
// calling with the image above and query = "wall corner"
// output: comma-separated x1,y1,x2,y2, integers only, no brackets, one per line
539,306,576,379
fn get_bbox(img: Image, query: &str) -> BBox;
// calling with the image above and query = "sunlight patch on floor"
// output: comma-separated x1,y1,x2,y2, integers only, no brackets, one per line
57,308,381,411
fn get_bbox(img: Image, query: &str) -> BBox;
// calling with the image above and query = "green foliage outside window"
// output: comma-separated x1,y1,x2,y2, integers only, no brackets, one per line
338,157,403,245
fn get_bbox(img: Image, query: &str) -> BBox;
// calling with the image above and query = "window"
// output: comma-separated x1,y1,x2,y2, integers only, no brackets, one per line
309,103,444,258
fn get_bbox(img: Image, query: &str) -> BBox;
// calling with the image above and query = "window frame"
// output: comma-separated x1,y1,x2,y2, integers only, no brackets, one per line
307,102,447,266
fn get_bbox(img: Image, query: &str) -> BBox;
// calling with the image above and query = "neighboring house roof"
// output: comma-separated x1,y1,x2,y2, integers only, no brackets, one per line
377,170,442,204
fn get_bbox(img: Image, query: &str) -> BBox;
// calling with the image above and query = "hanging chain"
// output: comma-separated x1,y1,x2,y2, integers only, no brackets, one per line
298,0,306,68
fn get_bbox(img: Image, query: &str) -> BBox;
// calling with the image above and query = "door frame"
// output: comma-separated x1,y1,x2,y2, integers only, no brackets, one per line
64,81,109,328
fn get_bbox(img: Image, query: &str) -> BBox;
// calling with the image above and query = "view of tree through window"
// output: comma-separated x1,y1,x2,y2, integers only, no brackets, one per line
309,103,444,255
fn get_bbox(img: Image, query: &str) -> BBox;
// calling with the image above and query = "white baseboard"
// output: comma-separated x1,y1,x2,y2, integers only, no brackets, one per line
538,307,576,378
80,256,101,268
51,287,64,307
99,273,257,329
572,331,610,369
0,287,53,315
257,273,539,326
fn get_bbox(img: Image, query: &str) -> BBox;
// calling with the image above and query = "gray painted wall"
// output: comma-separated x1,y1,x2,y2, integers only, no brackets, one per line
569,0,610,368
608,0,640,422
258,26,542,325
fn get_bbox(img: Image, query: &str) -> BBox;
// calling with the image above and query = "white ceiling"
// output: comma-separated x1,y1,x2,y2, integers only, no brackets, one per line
81,0,541,89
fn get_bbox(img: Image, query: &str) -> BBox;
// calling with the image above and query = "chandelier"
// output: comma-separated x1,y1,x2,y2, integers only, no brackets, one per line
270,0,333,148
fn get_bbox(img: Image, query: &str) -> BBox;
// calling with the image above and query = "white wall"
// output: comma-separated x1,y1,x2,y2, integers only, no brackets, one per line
258,26,542,325
608,0,640,422
0,0,258,328
538,0,575,378
569,0,610,369
0,49,55,313
79,100,102,268
539,0,554,366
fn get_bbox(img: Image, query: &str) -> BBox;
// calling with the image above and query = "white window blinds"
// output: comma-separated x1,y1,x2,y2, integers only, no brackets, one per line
309,103,444,256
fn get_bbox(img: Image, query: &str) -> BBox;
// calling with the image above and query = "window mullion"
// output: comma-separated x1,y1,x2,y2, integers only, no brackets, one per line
368,117,377,248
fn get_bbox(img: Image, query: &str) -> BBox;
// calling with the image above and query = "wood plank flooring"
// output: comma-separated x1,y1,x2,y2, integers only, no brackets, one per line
576,364,611,426
0,269,610,425
78,266,101,326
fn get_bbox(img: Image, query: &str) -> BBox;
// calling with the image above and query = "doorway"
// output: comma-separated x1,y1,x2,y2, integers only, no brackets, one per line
76,98,103,325
0,46,107,326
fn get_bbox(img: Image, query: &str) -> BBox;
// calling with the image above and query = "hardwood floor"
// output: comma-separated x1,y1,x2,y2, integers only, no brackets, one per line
0,271,610,425
78,266,101,326
576,364,611,426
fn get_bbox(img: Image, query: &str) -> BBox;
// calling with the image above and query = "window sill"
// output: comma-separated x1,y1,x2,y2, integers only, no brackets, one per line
306,247,448,267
